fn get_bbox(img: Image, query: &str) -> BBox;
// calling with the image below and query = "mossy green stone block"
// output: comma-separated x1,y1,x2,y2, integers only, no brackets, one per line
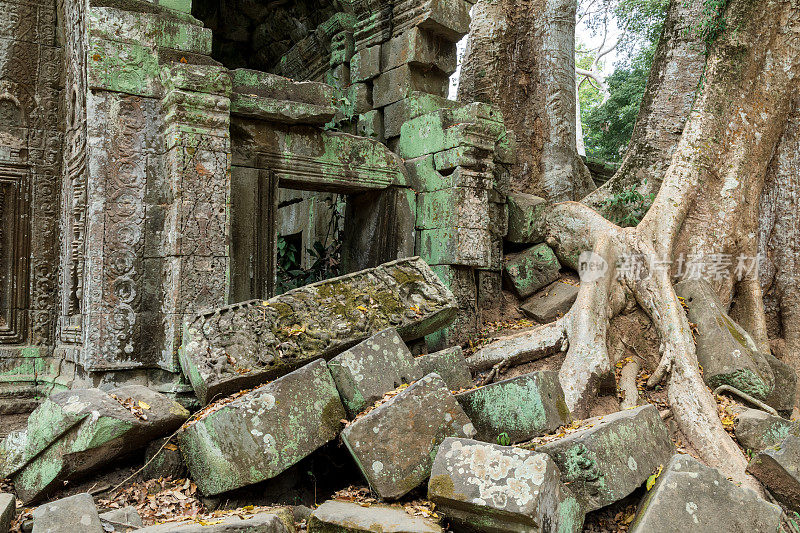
456,371,571,443
416,187,490,230
429,438,584,533
506,193,548,244
88,38,160,97
350,45,381,83
503,244,561,299
735,408,795,452
418,227,494,268
341,373,476,500
158,0,192,13
537,404,674,511
328,328,422,417
416,346,473,391
384,92,458,138
405,156,493,192
178,359,345,496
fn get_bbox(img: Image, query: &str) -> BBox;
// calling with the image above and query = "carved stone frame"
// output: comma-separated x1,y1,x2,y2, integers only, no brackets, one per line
0,163,30,344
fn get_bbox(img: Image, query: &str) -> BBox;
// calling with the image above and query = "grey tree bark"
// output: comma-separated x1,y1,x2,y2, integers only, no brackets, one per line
458,0,595,201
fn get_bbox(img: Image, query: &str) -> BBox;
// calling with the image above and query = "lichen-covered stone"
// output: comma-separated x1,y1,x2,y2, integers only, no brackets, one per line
350,45,381,83
308,500,443,532
506,193,547,244
329,328,423,417
675,280,775,401
99,506,144,531
764,353,798,416
178,359,345,495
11,386,189,503
230,69,337,124
341,373,476,499
416,346,473,391
384,93,459,139
179,257,457,405
381,27,457,75
373,65,448,108
428,438,584,533
747,432,800,512
456,371,571,443
503,244,561,299
32,493,103,533
630,454,780,532
734,409,794,452
536,404,674,511
521,281,579,323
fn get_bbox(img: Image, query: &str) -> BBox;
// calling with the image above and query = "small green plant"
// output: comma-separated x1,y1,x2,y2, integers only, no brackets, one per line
497,432,511,446
691,0,730,53
600,183,655,227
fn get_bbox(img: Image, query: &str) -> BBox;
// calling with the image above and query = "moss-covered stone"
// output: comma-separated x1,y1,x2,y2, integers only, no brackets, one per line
506,193,548,244
415,346,473,391
456,371,571,443
178,359,345,496
503,244,561,299
537,405,674,511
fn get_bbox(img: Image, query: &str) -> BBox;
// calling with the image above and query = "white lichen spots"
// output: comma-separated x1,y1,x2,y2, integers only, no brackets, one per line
339,352,366,383
263,434,276,449
444,413,453,422
250,428,263,438
463,423,476,437
372,461,384,474
627,456,638,471
686,501,699,524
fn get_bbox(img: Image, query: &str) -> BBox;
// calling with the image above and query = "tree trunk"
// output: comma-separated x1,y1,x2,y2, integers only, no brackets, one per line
584,0,706,210
459,0,595,200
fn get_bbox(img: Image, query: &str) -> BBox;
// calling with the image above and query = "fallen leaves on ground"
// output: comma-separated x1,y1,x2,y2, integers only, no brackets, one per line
464,319,535,355
110,394,149,421
97,478,204,524
331,486,441,521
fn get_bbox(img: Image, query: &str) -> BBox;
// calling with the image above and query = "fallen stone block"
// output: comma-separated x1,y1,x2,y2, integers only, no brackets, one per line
308,500,442,532
12,385,189,503
747,432,800,512
521,281,579,323
136,511,291,532
428,438,584,532
179,257,457,405
329,328,423,417
456,371,571,443
465,324,567,372
341,373,476,499
504,244,561,299
99,506,144,530
735,408,794,452
506,193,548,244
675,279,775,401
0,493,14,533
140,437,187,481
178,359,345,496
416,346,473,391
32,493,103,533
537,404,674,511
764,353,797,416
631,454,780,532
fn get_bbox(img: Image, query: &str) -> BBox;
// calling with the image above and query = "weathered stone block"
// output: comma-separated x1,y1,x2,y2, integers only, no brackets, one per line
504,244,562,299
416,346,473,391
12,386,190,503
397,104,502,160
764,353,797,416
537,404,674,511
393,0,472,43
350,44,382,82
230,69,337,124
373,65,449,108
308,500,442,532
418,227,495,268
735,408,794,452
357,109,385,142
630,454,780,532
417,187,490,230
0,493,14,533
179,257,457,405
384,93,458,138
381,27,457,75
32,493,103,533
425,265,479,350
405,156,493,193
521,281,580,323
329,328,423,417
341,373,476,499
136,511,292,532
348,82,373,115
747,433,800,512
675,280,775,401
99,506,144,531
140,437,187,481
428,438,584,532
506,193,548,244
456,371,572,443
178,359,345,495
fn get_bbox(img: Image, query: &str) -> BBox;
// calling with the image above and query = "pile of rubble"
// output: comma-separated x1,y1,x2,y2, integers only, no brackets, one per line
0,259,795,532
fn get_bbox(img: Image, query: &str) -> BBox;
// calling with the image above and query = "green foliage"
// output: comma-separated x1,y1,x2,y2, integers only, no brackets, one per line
583,45,654,162
276,196,344,294
691,0,729,53
497,432,511,446
599,182,655,227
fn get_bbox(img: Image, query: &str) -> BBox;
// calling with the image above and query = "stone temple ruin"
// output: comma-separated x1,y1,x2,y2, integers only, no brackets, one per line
0,0,511,408
0,0,796,532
